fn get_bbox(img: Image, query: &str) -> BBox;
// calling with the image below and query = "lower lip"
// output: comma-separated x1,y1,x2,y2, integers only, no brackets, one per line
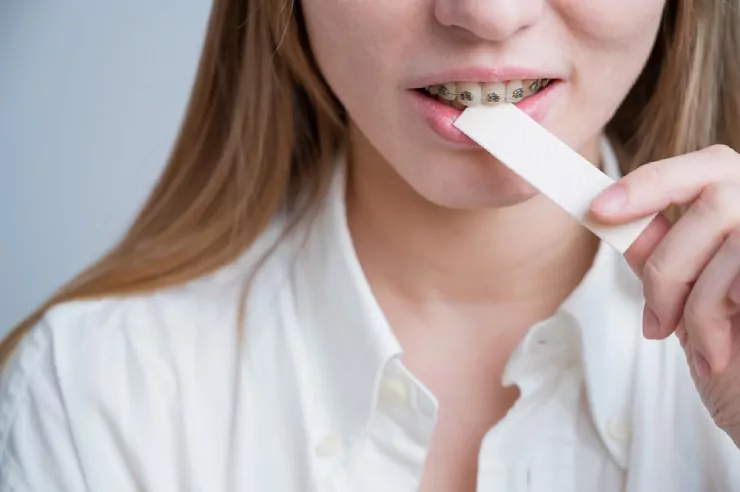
409,80,562,147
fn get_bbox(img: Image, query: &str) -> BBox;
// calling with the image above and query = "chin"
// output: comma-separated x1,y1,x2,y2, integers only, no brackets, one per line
410,163,541,210
426,187,540,210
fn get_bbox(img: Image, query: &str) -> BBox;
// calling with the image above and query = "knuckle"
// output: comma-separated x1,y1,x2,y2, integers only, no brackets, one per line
637,162,668,188
706,144,738,162
697,182,737,219
708,394,740,432
683,288,725,335
683,298,710,328
726,228,740,252
642,256,679,292
641,259,676,307
643,257,694,325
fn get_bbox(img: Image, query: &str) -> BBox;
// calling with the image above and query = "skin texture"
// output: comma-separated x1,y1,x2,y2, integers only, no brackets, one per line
301,0,740,488
302,0,667,209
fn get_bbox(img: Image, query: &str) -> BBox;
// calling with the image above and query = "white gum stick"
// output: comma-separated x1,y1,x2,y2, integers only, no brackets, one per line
453,104,654,254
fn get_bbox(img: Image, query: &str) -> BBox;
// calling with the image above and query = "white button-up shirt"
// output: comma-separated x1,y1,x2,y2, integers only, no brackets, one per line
3,140,740,491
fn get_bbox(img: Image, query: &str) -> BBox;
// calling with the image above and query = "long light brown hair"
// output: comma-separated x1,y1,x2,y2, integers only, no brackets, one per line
2,0,739,365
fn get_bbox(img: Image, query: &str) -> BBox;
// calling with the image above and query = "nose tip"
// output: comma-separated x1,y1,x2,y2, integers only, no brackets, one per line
434,0,544,42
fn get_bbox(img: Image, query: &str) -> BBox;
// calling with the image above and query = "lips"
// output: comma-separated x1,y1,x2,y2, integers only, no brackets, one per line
408,78,563,146
406,66,563,91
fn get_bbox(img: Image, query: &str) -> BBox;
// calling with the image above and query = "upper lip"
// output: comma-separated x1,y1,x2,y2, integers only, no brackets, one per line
407,65,562,89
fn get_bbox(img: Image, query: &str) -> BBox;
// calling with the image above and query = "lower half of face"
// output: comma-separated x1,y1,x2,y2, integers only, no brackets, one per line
302,0,668,210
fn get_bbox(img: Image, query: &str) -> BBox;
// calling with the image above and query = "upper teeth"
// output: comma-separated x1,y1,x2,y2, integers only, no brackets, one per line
427,79,549,107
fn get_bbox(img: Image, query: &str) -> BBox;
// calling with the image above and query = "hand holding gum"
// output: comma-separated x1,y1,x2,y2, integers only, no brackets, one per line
453,104,654,254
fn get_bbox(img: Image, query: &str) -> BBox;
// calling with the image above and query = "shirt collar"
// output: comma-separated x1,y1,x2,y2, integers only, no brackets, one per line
290,137,642,466
289,159,401,442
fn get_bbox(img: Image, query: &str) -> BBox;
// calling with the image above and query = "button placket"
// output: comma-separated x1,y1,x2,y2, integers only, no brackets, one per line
360,361,436,490
315,433,344,459
378,376,409,410
606,419,631,442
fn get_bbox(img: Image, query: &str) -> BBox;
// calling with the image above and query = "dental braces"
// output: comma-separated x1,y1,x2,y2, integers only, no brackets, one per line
430,79,549,101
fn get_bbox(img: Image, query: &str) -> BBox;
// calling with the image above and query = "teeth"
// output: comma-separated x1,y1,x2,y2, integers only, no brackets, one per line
524,79,541,95
456,82,482,106
506,80,524,103
424,79,550,108
440,82,457,100
482,82,506,105
451,99,467,110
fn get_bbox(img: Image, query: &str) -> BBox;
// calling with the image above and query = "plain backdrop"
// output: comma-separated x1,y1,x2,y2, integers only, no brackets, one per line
0,2,211,334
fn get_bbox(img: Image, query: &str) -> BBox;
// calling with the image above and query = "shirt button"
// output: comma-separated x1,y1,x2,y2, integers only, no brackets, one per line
378,376,409,408
315,433,343,458
607,419,631,442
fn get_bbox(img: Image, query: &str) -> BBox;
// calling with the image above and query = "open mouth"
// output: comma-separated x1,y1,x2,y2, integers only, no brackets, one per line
415,78,554,110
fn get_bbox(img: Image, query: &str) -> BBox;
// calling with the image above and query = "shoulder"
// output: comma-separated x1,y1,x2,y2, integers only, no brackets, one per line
41,215,294,362
0,316,88,490
16,214,300,374
0,217,304,490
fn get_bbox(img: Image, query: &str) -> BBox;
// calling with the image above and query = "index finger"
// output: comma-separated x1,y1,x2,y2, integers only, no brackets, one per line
591,145,740,223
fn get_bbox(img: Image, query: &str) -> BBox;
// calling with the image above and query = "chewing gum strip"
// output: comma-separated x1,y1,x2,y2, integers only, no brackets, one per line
453,104,653,254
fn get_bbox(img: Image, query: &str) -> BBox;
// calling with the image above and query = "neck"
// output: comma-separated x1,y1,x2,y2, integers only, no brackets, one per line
345,129,602,322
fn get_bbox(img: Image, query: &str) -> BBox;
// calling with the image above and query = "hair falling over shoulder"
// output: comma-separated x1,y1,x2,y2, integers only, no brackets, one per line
0,0,345,365
2,0,739,366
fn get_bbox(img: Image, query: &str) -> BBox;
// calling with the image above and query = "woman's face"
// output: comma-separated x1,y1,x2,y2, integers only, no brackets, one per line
301,0,668,209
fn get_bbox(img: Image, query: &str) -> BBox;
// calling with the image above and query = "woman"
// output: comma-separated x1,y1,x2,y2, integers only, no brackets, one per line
3,0,740,490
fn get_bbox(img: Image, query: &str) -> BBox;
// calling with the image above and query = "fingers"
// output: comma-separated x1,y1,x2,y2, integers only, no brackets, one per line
675,320,688,348
683,230,740,376
585,144,740,377
637,183,740,340
590,145,740,223
623,213,671,276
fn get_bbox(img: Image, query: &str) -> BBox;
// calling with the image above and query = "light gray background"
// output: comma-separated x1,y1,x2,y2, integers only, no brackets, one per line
0,3,211,334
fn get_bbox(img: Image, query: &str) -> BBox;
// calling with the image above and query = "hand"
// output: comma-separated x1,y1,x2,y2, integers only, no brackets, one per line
590,144,740,445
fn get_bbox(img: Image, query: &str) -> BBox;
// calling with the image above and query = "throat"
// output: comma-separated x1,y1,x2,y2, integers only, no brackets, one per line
351,197,600,307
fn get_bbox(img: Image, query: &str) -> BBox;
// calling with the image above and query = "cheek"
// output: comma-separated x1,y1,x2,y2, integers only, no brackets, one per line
555,0,667,124
558,0,667,45
300,0,419,108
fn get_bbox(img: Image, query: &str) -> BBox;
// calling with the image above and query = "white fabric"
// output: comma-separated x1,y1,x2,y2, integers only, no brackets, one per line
2,140,740,491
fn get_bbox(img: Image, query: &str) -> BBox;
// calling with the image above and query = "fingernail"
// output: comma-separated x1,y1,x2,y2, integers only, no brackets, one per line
592,185,627,215
642,306,660,339
693,349,711,378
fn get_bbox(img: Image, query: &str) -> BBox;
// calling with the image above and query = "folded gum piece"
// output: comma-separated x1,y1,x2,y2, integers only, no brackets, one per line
453,104,654,254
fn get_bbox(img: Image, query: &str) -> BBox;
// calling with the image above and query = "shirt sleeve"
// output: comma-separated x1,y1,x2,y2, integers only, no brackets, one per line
0,319,88,492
